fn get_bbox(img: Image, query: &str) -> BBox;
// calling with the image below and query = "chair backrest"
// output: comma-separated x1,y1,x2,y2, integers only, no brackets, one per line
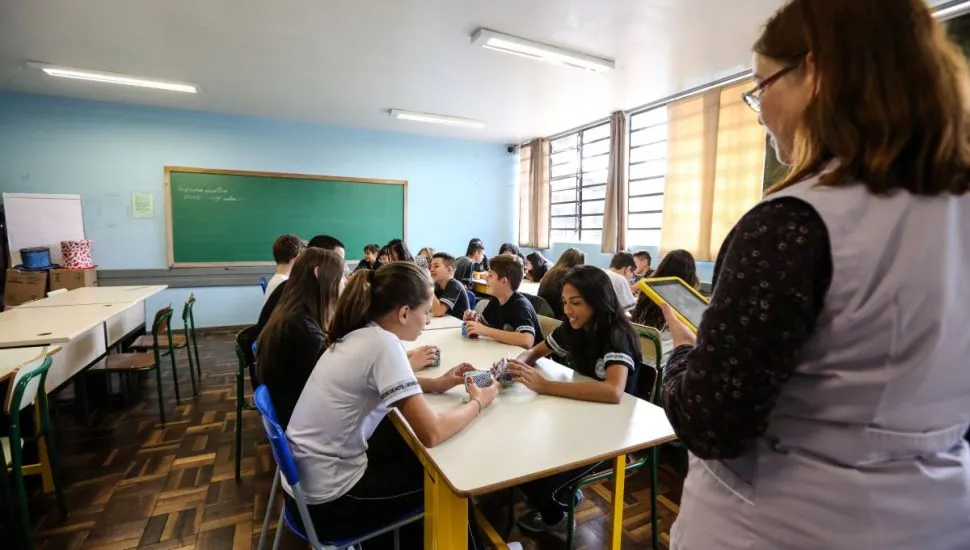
465,289,477,310
474,298,489,315
632,323,664,403
634,361,659,404
254,387,296,483
150,306,175,358
5,352,53,414
259,276,268,294
235,324,260,386
181,293,197,330
47,288,68,297
537,315,562,339
525,293,555,318
253,385,321,546
235,325,259,369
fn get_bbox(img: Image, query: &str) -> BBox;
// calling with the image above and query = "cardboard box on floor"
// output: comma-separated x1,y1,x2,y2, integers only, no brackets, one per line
4,269,49,306
49,268,98,291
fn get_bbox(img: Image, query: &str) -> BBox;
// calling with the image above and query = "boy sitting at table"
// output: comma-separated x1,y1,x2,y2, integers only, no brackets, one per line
429,252,470,319
463,255,542,348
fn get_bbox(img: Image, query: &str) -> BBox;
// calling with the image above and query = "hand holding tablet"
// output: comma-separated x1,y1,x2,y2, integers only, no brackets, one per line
636,277,710,334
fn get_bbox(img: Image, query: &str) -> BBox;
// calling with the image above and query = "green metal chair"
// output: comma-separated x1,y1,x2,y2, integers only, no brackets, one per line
1,351,67,550
91,306,177,424
180,294,202,381
562,326,665,550
130,304,197,402
233,325,260,481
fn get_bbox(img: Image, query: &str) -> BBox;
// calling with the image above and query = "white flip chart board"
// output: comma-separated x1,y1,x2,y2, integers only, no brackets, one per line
2,193,86,266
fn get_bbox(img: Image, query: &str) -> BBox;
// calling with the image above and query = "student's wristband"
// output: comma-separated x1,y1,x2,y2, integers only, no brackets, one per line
470,397,483,415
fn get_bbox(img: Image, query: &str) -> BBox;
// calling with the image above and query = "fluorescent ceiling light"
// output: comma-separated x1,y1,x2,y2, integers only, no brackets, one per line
28,62,197,93
471,28,615,74
934,0,970,20
389,109,484,129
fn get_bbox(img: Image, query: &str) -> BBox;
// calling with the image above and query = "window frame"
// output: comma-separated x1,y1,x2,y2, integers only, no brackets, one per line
626,107,668,247
548,122,611,244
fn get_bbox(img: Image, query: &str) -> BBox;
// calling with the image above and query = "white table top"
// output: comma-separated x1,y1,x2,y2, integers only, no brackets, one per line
471,279,539,297
0,346,61,382
18,285,167,308
425,315,464,331
401,328,676,496
0,302,140,348
519,281,540,296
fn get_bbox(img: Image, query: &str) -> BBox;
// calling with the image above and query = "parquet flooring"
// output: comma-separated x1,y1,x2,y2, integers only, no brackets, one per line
4,330,684,549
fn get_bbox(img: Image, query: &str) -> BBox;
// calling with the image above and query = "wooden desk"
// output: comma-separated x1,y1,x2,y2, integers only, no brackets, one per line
400,328,676,549
425,315,464,331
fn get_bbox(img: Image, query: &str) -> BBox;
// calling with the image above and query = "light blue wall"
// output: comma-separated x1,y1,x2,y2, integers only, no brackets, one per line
0,92,516,327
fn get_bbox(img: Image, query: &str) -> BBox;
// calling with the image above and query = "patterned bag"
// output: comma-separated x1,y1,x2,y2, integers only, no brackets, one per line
61,239,95,269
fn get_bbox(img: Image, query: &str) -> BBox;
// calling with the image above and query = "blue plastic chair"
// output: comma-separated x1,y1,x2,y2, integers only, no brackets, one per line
465,289,477,310
252,386,423,550
259,276,268,294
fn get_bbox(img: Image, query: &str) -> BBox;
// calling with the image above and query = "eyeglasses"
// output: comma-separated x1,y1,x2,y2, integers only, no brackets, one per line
741,60,803,113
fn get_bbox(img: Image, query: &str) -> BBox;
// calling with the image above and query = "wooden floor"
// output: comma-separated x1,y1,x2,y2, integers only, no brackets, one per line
7,330,684,550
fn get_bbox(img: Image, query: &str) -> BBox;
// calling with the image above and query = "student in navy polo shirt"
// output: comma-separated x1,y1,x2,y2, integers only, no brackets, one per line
463,255,541,348
429,252,470,319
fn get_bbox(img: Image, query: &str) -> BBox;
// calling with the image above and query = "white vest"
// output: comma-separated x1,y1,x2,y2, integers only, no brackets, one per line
671,172,970,549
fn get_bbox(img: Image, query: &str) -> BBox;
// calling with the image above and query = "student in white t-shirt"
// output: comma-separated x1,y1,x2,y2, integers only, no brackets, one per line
264,234,306,302
604,252,637,311
285,262,498,547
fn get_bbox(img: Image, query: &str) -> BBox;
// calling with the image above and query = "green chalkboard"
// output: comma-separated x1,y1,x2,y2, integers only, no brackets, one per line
165,167,406,266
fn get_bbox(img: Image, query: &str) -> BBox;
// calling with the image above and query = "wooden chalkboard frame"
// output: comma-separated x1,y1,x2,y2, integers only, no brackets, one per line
163,166,408,268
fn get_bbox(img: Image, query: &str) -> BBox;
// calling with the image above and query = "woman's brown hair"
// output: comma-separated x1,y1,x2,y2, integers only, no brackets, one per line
257,248,344,380
757,0,970,196
328,261,433,346
544,248,586,283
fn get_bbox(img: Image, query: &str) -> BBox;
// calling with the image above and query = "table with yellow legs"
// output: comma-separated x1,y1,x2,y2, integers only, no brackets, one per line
394,328,677,549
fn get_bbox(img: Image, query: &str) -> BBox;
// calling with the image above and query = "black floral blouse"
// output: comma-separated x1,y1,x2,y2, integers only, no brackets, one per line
661,197,834,460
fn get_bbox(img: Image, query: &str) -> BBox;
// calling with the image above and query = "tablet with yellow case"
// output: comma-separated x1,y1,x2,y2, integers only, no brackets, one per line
636,277,710,333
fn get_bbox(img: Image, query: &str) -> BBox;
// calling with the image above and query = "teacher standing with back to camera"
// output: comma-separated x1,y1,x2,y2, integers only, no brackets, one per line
658,0,970,548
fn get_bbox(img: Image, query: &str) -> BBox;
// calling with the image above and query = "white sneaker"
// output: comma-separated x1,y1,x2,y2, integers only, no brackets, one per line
507,543,523,550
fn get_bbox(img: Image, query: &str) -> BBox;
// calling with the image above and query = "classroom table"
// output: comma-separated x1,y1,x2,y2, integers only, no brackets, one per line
0,285,167,392
471,279,540,297
397,328,676,549
425,315,464,331
17,285,167,308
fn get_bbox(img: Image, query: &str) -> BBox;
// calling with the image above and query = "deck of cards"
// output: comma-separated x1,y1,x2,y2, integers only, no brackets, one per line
462,369,494,403
491,358,515,388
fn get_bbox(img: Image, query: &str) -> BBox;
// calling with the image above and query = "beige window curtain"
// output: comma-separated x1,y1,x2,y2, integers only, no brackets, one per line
600,111,628,253
659,79,766,261
517,138,551,249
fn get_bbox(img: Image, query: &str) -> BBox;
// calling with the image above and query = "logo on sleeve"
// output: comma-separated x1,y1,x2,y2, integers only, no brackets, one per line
594,358,606,379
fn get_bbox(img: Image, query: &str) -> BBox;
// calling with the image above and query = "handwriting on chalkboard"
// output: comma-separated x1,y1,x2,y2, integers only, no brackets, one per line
182,194,241,202
177,185,230,194
177,185,240,202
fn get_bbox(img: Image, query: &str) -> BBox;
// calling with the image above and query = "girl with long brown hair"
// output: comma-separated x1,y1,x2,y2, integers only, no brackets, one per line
285,262,497,547
537,247,585,320
256,248,344,427
661,1,970,548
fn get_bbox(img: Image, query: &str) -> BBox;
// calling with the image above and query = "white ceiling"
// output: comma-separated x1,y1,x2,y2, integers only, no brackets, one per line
1,0,810,143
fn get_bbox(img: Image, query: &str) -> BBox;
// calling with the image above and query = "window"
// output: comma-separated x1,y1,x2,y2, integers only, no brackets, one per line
548,122,611,244
627,106,668,247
